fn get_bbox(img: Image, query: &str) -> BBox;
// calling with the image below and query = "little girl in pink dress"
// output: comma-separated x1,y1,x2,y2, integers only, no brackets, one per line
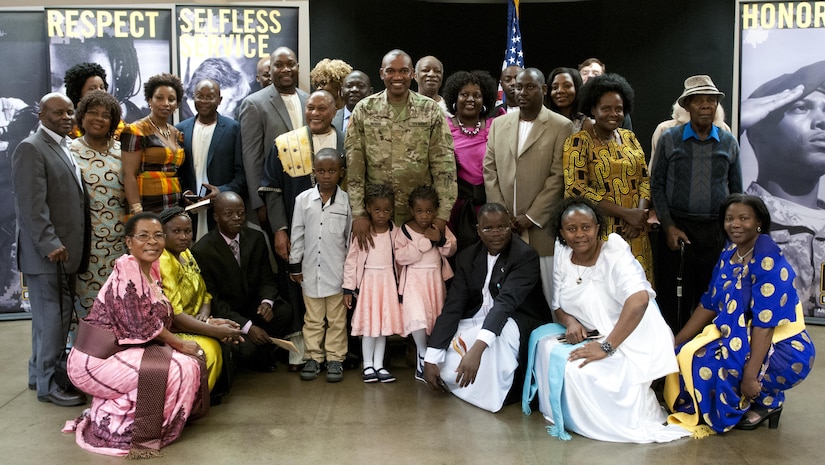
396,185,457,382
344,184,403,383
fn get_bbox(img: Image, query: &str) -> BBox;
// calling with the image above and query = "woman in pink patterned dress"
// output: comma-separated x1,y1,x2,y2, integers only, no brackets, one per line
64,212,208,458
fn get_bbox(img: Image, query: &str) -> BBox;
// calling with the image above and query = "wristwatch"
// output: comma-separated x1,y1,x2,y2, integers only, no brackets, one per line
600,341,616,356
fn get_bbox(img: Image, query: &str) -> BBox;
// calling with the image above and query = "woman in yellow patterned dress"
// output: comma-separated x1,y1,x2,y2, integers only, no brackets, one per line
121,73,187,215
563,73,653,283
159,207,244,392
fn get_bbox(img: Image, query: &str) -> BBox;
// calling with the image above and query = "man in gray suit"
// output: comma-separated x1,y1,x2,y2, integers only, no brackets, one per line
239,46,309,227
12,93,88,406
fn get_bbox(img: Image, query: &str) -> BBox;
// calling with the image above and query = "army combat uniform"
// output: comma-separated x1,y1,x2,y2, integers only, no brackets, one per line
345,90,457,224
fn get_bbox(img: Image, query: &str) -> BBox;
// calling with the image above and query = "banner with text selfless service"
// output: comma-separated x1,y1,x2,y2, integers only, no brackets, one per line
175,5,299,120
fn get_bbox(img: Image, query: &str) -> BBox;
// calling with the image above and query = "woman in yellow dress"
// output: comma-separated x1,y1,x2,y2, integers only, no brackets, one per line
159,207,243,393
563,73,654,283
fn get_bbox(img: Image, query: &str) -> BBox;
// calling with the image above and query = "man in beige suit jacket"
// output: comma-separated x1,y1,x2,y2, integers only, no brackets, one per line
483,68,573,305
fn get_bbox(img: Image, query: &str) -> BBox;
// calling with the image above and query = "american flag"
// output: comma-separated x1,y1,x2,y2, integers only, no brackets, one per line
498,0,524,105
503,0,524,69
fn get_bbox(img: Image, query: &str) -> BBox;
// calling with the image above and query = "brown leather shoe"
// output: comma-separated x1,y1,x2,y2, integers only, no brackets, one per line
288,363,305,372
37,388,86,407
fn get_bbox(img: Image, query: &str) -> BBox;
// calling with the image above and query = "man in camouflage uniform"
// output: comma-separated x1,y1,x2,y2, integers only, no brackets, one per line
345,49,456,247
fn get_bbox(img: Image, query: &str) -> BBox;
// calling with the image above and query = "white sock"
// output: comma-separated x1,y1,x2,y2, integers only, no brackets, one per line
362,337,375,369
289,334,305,365
411,329,427,361
373,336,387,370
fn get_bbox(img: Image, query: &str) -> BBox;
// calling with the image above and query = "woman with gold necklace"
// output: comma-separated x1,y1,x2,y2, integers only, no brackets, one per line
70,90,126,315
562,73,654,283
121,73,187,214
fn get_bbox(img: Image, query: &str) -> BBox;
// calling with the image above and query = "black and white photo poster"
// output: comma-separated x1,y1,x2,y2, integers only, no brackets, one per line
46,8,173,124
175,5,299,120
738,1,825,321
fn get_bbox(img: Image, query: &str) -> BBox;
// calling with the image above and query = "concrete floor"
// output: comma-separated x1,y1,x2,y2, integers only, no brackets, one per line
0,319,822,465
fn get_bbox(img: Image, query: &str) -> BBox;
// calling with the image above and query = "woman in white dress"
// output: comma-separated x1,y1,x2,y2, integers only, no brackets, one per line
523,197,689,442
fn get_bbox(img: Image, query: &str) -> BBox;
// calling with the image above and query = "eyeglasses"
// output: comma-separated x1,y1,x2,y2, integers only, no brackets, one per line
479,226,511,235
85,109,112,121
130,233,166,243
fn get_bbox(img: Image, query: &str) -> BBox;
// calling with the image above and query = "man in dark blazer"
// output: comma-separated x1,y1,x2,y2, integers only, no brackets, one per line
424,203,551,412
332,70,373,135
176,79,246,235
12,93,88,406
191,192,292,372
238,46,308,227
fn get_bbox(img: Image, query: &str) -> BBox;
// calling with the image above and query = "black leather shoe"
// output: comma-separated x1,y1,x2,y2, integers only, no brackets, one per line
250,361,278,373
37,388,87,407
288,363,305,373
28,383,35,390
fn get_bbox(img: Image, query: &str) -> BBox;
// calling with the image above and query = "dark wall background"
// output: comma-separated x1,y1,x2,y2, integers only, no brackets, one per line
309,0,736,157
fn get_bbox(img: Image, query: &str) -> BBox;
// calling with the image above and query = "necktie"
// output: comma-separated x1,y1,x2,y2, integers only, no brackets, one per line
60,138,82,186
230,239,241,266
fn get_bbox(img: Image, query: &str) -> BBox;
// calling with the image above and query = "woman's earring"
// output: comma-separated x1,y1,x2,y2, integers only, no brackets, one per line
482,105,487,114
452,103,457,112
757,226,762,232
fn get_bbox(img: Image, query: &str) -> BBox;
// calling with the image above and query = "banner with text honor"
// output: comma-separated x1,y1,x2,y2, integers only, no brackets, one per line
175,5,300,120
46,8,173,124
737,1,825,322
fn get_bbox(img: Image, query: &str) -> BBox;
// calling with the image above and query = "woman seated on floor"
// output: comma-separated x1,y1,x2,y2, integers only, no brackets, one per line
665,194,815,436
159,206,244,398
523,196,689,443
64,212,209,458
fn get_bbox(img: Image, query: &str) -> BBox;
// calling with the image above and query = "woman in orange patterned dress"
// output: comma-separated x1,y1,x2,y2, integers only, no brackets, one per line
562,73,654,283
121,73,187,214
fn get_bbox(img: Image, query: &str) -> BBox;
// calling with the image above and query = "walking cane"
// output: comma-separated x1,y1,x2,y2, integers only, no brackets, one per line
676,239,685,328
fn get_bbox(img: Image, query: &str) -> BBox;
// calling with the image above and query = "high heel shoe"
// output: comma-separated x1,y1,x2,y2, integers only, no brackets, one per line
735,405,783,430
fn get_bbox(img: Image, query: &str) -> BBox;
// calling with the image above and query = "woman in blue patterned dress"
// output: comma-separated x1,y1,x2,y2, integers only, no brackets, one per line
665,194,815,436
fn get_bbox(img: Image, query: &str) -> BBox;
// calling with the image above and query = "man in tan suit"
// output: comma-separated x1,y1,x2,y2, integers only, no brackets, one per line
483,68,573,305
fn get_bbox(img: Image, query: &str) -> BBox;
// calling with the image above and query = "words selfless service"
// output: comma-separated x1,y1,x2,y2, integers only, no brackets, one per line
178,8,285,59
742,2,825,29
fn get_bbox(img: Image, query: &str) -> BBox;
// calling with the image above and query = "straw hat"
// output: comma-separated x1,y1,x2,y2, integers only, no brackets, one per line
677,75,725,108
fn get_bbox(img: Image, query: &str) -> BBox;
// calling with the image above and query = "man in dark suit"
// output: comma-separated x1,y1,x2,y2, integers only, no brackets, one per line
191,192,292,372
424,203,551,412
176,79,246,237
332,70,373,135
239,46,308,227
12,93,88,406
